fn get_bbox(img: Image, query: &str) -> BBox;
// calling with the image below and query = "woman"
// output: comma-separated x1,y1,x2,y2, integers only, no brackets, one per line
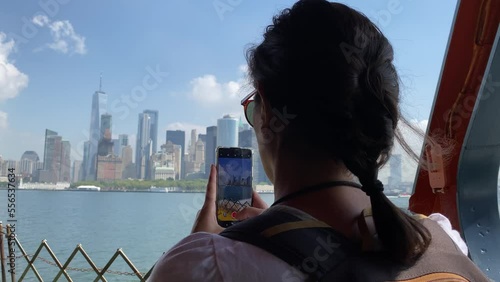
149,1,489,281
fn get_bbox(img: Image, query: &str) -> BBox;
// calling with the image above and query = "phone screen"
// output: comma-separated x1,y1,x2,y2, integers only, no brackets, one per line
216,147,253,227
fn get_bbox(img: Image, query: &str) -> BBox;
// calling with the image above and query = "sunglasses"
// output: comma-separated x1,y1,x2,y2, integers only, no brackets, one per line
241,90,257,127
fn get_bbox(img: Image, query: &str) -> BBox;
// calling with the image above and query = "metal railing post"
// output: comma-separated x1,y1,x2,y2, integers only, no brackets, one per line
0,222,6,282
6,225,15,282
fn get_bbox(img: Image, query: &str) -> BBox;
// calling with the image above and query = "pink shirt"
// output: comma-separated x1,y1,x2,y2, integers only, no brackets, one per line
148,207,467,282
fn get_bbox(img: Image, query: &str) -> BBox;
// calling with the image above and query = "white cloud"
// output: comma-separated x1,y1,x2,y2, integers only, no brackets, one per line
32,15,87,55
188,65,252,105
32,15,50,26
0,111,7,129
0,33,29,104
186,66,252,127
188,74,246,103
190,75,224,103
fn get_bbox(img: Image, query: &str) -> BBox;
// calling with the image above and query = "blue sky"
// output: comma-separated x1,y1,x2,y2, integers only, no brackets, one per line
0,0,457,162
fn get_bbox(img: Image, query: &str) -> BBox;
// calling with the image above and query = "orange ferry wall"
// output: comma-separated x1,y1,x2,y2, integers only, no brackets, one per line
410,0,500,231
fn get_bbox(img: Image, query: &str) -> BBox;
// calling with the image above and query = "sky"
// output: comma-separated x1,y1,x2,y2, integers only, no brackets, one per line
0,0,458,172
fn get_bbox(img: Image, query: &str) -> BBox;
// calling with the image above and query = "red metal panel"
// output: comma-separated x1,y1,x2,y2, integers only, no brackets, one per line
410,0,500,230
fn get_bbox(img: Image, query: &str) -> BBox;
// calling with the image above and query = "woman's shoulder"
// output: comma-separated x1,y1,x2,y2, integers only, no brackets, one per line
148,233,223,281
148,232,302,282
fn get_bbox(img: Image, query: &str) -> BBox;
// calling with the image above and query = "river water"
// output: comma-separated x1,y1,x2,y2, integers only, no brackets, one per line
0,190,408,281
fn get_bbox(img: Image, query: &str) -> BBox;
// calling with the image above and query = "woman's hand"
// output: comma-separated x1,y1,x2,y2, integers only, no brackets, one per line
191,164,224,234
191,164,270,234
234,191,269,220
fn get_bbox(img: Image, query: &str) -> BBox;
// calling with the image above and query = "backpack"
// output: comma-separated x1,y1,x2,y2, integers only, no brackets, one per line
219,205,488,282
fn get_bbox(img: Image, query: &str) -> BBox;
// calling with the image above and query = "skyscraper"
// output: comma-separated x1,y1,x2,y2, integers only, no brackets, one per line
72,160,82,183
161,141,183,180
119,134,129,146
143,110,159,154
97,113,122,182
186,132,205,176
20,151,40,177
205,126,217,175
136,113,152,179
217,115,239,147
114,134,129,157
198,134,207,144
60,141,71,182
41,129,62,183
166,130,185,179
121,145,134,179
40,129,71,183
112,138,120,156
195,138,205,173
43,129,58,169
188,129,197,160
83,76,108,180
81,141,90,180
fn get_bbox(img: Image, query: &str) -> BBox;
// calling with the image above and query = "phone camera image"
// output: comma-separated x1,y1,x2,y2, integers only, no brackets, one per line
216,148,253,227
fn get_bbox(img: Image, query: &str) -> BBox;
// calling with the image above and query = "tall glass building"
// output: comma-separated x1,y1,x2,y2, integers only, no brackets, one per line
40,129,71,183
217,115,239,147
42,129,61,183
60,141,71,182
83,78,107,180
143,110,159,154
204,126,217,175
136,113,152,179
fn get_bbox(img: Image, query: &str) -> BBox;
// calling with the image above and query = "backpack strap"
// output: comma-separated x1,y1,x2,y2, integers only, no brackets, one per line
219,206,359,281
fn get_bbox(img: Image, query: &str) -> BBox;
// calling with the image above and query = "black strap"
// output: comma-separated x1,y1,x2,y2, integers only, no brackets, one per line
271,181,362,207
219,207,359,281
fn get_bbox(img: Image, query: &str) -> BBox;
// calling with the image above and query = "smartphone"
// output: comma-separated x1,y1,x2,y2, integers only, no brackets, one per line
216,146,253,227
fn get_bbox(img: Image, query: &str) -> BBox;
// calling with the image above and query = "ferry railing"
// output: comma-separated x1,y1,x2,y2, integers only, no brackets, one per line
0,223,157,282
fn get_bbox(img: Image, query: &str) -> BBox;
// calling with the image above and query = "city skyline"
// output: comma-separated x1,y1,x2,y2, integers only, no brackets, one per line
0,90,431,185
0,1,458,163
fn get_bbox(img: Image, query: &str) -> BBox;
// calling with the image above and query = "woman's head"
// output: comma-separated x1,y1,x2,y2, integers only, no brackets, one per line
245,0,398,176
244,0,431,265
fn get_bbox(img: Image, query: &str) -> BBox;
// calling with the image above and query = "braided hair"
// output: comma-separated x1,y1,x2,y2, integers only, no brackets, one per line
247,0,431,264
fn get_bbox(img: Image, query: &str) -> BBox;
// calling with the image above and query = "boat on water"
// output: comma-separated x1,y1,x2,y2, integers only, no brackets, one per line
150,186,169,193
73,185,101,191
149,186,181,192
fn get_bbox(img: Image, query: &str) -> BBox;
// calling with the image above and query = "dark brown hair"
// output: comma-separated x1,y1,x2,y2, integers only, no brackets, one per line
246,0,431,265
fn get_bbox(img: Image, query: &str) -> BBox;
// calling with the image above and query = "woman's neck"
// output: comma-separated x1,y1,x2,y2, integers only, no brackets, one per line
271,151,372,239
272,152,355,201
